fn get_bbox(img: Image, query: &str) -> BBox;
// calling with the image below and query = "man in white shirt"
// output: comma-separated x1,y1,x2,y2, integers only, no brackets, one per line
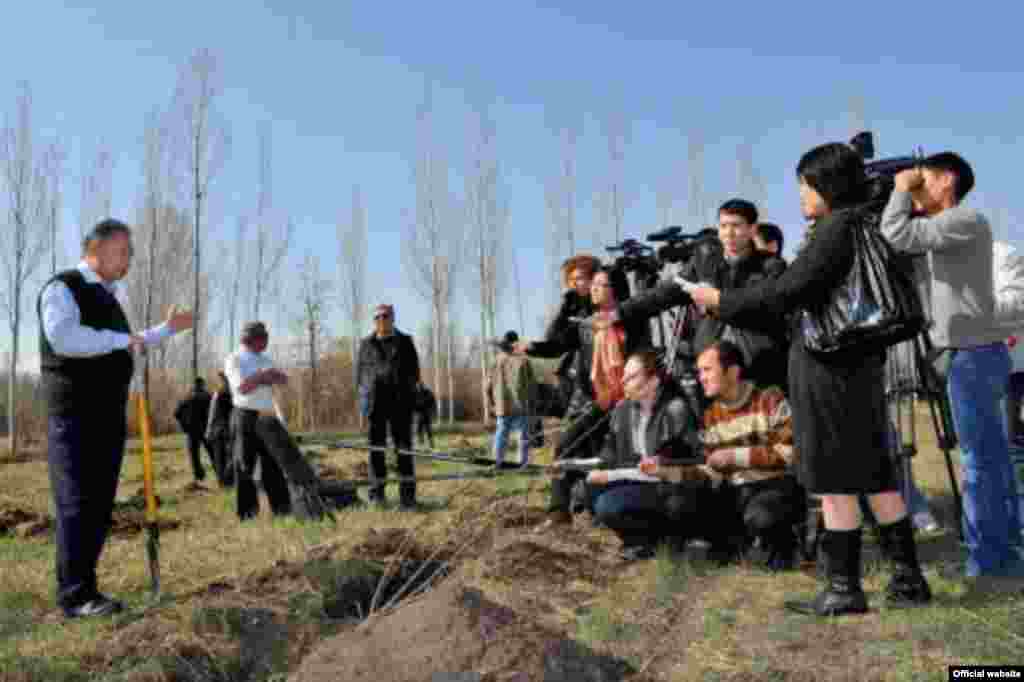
223,321,293,520
39,218,193,619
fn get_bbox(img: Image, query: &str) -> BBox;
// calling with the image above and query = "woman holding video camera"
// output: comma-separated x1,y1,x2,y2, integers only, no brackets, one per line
690,143,932,616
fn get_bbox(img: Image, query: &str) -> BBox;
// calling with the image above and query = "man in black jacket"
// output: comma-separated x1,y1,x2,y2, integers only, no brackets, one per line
413,382,437,449
356,304,422,509
629,199,790,392
205,371,235,487
174,377,214,483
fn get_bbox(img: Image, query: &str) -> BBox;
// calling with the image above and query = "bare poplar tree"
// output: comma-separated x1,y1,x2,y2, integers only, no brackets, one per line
125,204,196,374
686,133,714,228
135,108,176,400
295,252,332,430
224,216,248,353
338,184,367,425
545,118,580,302
174,47,230,381
78,141,115,241
0,82,51,456
735,139,766,209
44,141,66,275
249,127,291,320
465,105,507,422
596,108,630,246
402,80,457,416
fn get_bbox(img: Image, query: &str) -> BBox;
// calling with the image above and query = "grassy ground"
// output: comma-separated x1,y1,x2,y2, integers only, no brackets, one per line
0,408,1022,681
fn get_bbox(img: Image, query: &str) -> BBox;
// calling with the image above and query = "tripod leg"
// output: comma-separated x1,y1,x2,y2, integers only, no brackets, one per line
928,396,965,542
908,337,965,542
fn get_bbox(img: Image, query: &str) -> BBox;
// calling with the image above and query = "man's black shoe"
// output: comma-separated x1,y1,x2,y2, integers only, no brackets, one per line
885,573,932,606
620,545,657,562
784,588,868,616
63,595,124,619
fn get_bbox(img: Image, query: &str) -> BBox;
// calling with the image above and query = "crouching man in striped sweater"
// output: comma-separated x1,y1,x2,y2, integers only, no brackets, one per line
694,340,803,570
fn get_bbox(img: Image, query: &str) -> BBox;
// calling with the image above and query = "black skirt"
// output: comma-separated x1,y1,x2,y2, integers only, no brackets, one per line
786,340,898,495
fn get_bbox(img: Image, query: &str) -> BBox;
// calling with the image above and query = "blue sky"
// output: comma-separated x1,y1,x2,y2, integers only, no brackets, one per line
2,0,1023,368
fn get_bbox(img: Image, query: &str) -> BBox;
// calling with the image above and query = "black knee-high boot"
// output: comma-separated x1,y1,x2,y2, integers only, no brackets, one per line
785,528,868,616
877,516,932,605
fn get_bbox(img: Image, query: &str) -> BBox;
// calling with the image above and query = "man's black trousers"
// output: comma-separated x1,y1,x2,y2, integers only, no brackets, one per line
46,400,127,611
368,401,415,505
715,475,805,556
208,427,235,487
232,409,292,520
415,410,434,448
186,429,215,482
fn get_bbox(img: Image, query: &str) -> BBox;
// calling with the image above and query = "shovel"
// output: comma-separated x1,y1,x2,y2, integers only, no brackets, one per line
136,391,161,598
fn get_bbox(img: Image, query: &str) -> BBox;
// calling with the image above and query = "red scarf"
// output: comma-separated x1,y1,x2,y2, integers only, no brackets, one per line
591,312,626,410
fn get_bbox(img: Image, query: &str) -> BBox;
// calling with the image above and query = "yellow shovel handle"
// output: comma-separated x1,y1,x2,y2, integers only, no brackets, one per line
136,392,157,523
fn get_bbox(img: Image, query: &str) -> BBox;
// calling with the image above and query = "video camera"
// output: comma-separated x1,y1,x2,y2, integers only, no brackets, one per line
605,238,660,279
647,225,720,266
849,131,924,204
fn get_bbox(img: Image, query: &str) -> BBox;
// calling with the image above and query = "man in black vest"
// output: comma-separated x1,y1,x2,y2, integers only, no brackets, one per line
356,304,422,509
174,377,214,483
38,219,193,619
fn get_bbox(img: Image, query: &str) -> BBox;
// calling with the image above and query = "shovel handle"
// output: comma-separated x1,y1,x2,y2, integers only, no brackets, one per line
136,392,158,523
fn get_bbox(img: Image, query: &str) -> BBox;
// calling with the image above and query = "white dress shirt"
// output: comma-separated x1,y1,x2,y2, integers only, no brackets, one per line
40,261,173,357
224,347,277,412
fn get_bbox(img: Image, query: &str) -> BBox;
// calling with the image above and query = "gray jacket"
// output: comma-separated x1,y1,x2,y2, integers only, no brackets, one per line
881,191,1006,349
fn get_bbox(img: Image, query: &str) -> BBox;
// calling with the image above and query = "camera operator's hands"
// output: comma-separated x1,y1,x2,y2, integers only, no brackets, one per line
706,449,737,473
638,456,660,476
894,167,925,193
690,285,721,312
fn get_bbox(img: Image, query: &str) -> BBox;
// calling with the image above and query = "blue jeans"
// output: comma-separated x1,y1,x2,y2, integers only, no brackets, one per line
1009,442,1024,535
493,415,530,466
947,343,1022,576
591,482,667,546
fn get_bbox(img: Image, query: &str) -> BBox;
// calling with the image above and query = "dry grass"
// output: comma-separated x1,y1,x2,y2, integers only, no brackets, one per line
0,406,1023,681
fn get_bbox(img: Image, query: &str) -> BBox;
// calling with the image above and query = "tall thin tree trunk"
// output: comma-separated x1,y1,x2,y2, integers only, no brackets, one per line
7,302,18,457
192,134,202,383
447,317,454,424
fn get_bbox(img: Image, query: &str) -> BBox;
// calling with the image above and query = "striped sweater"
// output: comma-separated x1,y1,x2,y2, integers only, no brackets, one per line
702,381,795,487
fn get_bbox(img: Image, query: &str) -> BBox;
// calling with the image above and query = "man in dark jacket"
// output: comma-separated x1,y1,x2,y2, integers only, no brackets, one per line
356,303,422,509
673,199,789,391
581,349,707,560
175,377,214,483
205,371,235,487
413,382,437,449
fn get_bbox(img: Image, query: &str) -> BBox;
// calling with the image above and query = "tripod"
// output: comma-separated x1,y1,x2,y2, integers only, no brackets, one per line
885,331,964,540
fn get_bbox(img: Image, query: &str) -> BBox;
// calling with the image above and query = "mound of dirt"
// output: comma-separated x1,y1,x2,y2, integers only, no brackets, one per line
0,505,52,538
109,510,182,537
481,538,606,585
290,579,635,682
352,527,455,564
496,508,549,529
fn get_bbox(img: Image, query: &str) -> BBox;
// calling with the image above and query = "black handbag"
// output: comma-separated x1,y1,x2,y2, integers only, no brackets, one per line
800,209,926,355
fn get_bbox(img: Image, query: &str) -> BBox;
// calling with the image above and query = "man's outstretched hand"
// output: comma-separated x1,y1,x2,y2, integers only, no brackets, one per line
166,305,194,333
